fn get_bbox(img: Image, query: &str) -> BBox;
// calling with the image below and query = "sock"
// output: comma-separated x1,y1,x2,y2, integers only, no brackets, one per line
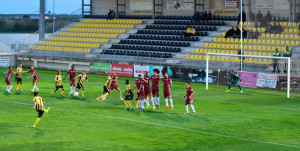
51,90,55,95
185,105,189,113
81,90,85,97
154,97,157,105
146,98,149,106
238,85,242,91
70,86,73,92
102,93,110,100
73,86,76,91
191,105,196,113
170,99,173,107
119,93,122,99
157,97,160,105
70,90,76,95
16,84,19,90
135,100,139,108
9,85,12,91
34,85,39,91
6,85,9,91
18,84,22,90
34,117,40,126
60,90,64,95
151,97,155,106
165,99,169,106
32,86,36,91
228,85,231,90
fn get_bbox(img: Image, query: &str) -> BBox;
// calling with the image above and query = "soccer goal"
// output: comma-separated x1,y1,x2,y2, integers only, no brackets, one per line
205,53,291,98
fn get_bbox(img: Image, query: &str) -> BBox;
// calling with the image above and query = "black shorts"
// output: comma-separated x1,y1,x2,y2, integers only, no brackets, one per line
125,94,133,100
76,83,84,90
16,78,22,83
103,86,109,94
55,85,64,90
36,110,44,118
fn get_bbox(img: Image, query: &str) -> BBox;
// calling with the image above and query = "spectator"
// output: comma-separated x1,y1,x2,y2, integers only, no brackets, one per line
224,26,236,38
107,9,115,20
256,10,263,23
274,22,283,34
182,26,196,38
272,48,281,73
232,26,241,38
298,23,300,35
283,46,292,73
207,10,212,20
265,11,272,22
265,23,272,33
192,11,200,22
242,27,247,38
249,10,255,21
237,10,246,25
203,11,208,20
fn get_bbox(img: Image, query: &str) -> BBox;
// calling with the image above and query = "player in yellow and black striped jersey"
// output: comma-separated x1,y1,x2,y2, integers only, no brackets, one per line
50,70,65,97
15,63,23,92
123,80,134,111
96,75,112,102
32,92,50,128
70,70,88,99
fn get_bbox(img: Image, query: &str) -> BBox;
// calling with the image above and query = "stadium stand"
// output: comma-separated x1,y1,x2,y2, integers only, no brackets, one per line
184,21,300,66
32,19,142,53
101,16,225,58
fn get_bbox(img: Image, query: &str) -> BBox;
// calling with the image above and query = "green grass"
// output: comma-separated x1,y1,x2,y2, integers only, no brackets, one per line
0,68,300,151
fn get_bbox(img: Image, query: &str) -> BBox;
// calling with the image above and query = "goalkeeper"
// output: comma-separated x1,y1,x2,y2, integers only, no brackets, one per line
226,70,243,93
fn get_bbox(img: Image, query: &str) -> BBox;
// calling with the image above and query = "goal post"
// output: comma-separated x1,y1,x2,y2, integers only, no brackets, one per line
205,53,291,98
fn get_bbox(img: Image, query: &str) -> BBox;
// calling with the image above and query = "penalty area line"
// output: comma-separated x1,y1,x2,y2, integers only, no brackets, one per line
2,100,300,149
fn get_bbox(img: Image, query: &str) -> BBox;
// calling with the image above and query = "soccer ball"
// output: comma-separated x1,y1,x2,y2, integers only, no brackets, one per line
73,92,79,97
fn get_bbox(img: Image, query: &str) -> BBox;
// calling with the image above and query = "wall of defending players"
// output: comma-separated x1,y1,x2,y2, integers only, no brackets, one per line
89,62,300,92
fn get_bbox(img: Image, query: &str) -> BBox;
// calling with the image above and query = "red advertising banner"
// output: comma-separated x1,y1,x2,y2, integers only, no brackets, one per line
111,64,134,77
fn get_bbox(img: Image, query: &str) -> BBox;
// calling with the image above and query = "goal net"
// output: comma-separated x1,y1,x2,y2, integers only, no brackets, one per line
205,53,291,98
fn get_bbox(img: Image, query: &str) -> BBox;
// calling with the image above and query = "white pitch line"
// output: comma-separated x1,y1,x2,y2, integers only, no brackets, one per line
1,100,300,149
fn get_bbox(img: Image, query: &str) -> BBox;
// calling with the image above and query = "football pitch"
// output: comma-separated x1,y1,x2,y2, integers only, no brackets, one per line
0,68,300,151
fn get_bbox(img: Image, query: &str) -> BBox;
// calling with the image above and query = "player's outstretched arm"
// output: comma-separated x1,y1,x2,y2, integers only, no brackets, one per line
63,72,69,80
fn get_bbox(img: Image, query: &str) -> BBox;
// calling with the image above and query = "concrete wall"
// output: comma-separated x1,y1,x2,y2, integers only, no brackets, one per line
92,0,117,15
90,0,291,17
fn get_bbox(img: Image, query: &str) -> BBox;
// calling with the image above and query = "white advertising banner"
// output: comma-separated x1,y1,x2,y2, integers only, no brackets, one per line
256,0,274,8
274,0,289,9
134,65,150,77
256,73,278,88
130,0,153,14
167,0,194,10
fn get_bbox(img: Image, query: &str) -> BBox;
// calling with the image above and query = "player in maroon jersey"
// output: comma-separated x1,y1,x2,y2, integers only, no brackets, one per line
25,66,40,92
5,66,15,93
110,71,123,100
143,71,153,109
135,74,145,111
151,69,160,108
184,82,196,114
64,64,77,95
163,72,173,110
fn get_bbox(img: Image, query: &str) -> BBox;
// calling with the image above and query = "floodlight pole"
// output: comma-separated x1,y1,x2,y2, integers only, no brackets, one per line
39,0,46,40
240,0,243,71
53,0,55,33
